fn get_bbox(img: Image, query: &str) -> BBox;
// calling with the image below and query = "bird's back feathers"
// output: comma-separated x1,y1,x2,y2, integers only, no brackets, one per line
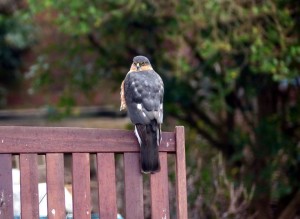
123,70,164,125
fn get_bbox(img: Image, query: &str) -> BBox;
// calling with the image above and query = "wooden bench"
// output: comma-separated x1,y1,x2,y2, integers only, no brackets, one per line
0,126,187,219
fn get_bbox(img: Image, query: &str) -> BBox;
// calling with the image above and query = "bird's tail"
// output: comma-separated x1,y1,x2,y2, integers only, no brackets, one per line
135,121,161,174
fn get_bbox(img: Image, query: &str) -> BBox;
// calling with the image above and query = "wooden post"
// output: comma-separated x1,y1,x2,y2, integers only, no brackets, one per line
124,153,144,218
0,154,13,219
175,126,188,219
46,153,66,219
72,153,91,219
20,154,39,219
150,153,170,219
97,153,117,219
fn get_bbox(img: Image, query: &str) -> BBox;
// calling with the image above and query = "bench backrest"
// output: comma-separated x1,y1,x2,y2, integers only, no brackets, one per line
0,126,187,219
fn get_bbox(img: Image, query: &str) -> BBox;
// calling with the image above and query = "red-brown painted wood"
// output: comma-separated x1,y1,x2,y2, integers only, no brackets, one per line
175,126,188,219
150,153,170,219
0,126,175,153
72,153,91,219
0,126,188,219
124,153,144,218
97,153,117,219
20,153,39,219
0,154,13,219
46,153,65,219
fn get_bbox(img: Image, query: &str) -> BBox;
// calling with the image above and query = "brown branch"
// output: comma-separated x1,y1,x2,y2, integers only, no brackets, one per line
233,94,256,130
169,109,234,157
190,102,219,131
278,190,300,219
87,33,107,55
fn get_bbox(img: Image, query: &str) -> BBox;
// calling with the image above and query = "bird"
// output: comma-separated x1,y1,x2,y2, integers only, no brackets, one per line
120,55,164,174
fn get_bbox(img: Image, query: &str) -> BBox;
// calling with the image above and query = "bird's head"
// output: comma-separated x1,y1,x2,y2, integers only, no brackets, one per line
130,55,153,72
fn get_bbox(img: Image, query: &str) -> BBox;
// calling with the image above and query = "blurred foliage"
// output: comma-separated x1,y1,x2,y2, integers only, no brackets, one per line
0,11,35,107
24,0,300,218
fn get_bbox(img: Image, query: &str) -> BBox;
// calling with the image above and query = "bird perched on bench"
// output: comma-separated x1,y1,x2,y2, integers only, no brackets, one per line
120,55,164,174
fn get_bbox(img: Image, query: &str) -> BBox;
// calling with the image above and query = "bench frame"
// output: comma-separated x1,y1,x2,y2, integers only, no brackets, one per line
0,126,187,219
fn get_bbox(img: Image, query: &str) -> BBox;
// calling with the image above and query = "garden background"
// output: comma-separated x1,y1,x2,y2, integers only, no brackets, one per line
0,0,300,218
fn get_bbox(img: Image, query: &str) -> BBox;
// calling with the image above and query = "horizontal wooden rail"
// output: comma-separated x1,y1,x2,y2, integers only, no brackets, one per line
0,126,175,153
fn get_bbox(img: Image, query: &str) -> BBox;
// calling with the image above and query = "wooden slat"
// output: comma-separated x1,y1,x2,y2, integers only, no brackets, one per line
175,126,188,219
46,153,65,219
20,153,39,219
97,153,117,219
0,154,13,219
124,153,144,218
150,153,170,219
0,126,175,153
72,153,91,219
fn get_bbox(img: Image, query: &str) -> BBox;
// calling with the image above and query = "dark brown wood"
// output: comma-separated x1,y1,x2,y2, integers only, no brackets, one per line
124,153,144,218
97,153,117,219
20,153,39,219
150,153,170,219
72,153,91,219
175,126,188,219
0,126,175,153
46,153,65,219
0,154,13,219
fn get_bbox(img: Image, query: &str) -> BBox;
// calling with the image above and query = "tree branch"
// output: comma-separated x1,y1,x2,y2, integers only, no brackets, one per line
169,109,234,157
190,102,219,131
87,33,108,55
278,190,300,219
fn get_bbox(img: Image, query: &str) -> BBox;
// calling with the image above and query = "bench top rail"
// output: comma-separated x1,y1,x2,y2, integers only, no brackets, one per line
0,126,175,153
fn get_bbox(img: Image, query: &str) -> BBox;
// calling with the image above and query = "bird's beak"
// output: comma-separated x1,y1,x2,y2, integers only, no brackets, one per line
136,63,140,71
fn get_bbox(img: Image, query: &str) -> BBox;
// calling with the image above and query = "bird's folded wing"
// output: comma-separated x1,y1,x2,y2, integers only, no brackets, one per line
124,71,164,124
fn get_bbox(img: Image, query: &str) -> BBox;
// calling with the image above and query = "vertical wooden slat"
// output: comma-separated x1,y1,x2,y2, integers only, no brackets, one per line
20,153,39,219
72,153,90,219
0,154,13,219
97,153,117,219
124,153,144,218
46,153,65,219
175,126,188,219
150,152,170,219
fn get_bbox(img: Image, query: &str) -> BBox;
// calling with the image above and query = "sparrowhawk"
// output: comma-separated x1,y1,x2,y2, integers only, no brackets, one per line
120,55,164,174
